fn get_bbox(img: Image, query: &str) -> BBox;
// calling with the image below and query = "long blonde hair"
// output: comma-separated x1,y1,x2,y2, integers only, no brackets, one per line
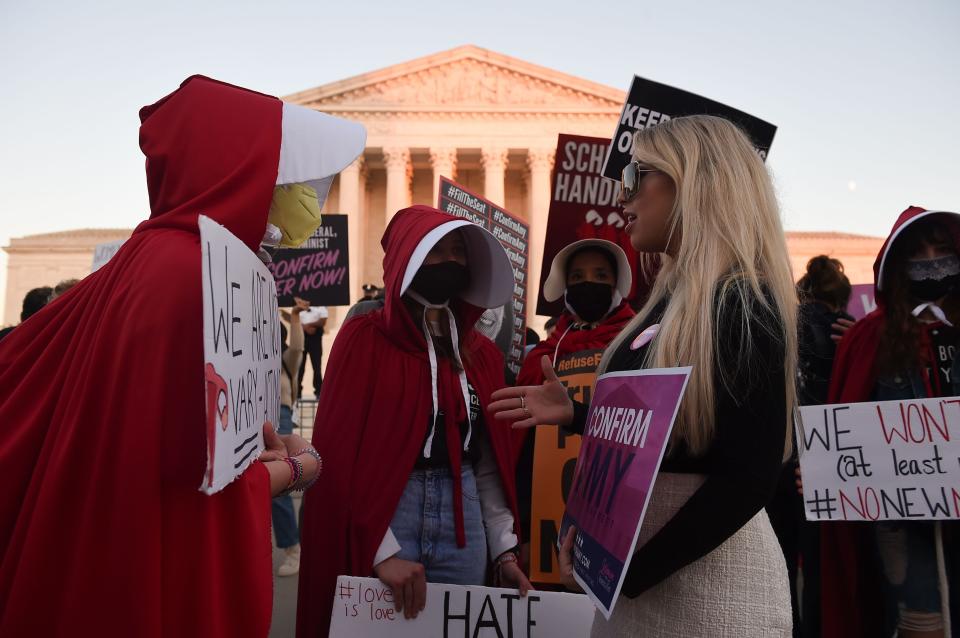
599,115,797,459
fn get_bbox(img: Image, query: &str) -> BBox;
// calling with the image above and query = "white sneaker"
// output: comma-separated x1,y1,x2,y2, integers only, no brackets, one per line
278,544,300,577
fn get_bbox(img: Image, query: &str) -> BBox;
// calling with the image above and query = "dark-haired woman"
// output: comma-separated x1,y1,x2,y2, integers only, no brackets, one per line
297,207,532,638
514,239,635,576
823,207,959,638
768,256,854,636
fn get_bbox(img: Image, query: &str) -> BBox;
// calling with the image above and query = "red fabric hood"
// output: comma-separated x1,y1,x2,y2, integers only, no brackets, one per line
296,205,519,638
821,205,960,638
0,76,286,636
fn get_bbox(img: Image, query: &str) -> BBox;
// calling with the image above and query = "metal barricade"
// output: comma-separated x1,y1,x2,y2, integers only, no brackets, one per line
294,398,318,442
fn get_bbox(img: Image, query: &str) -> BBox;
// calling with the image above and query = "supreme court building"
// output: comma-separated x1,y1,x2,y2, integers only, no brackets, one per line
3,46,883,340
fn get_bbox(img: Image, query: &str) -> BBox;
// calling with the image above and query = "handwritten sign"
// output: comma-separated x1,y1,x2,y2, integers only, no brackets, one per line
560,367,691,619
199,215,281,495
846,283,877,320
268,214,350,306
437,177,529,377
796,397,960,521
529,349,601,584
329,576,595,638
538,134,647,316
91,239,126,272
601,76,776,180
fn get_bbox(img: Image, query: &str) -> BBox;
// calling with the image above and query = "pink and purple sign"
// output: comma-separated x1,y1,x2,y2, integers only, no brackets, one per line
560,367,691,619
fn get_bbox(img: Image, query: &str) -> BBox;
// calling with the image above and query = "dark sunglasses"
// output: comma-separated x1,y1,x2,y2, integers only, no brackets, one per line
620,161,658,203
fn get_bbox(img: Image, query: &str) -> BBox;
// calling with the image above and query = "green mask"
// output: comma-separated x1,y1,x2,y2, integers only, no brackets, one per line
268,183,322,247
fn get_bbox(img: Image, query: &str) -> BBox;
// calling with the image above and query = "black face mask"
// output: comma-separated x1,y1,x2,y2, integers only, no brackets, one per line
411,261,470,304
565,281,614,323
909,274,960,302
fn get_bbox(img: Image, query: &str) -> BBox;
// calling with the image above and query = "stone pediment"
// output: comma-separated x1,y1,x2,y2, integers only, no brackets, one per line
285,45,624,113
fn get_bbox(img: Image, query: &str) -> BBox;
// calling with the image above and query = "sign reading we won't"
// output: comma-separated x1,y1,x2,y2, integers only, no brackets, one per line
797,397,960,521
199,215,281,495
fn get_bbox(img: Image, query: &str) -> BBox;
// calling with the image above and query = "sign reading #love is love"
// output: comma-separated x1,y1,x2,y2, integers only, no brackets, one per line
328,576,595,638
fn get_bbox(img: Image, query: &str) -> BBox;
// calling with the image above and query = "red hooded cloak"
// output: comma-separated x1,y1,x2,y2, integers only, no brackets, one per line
0,76,284,635
820,206,960,637
296,206,520,638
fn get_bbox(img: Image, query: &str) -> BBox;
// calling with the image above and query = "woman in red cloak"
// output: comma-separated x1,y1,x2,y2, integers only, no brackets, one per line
821,206,960,638
0,76,364,636
297,206,532,637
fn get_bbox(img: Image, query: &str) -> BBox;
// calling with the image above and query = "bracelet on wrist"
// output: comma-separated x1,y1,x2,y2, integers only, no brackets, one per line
292,447,322,491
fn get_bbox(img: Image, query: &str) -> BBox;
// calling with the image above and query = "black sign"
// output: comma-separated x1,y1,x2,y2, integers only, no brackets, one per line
601,76,777,180
267,214,350,307
437,177,529,377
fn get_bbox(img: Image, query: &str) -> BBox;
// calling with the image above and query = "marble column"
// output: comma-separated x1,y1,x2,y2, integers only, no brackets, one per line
383,147,411,221
526,148,555,330
338,157,365,303
480,147,509,207
429,147,458,205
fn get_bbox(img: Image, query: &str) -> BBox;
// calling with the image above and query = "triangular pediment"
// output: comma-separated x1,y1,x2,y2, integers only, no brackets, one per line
284,45,624,112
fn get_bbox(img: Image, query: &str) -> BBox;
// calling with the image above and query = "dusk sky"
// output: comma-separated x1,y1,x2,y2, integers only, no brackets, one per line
1,0,957,313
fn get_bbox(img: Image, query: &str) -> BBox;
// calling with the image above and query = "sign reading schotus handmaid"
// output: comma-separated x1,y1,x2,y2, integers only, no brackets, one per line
560,367,691,619
199,215,281,495
796,398,960,521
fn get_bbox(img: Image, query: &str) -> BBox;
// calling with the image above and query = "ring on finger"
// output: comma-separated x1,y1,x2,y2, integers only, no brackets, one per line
520,394,526,410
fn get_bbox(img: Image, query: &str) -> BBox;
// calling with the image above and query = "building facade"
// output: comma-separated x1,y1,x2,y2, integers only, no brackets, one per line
3,46,882,346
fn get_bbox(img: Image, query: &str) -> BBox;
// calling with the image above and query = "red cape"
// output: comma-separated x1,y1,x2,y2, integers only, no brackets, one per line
820,205,960,637
296,206,521,637
0,76,282,635
517,302,635,387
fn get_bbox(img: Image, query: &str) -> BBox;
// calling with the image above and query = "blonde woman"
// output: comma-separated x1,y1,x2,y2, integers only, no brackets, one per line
491,115,797,636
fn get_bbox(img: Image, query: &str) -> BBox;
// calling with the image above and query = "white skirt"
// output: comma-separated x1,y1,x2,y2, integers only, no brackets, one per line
590,473,792,638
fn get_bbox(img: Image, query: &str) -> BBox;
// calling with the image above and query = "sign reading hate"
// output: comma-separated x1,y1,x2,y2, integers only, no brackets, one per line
437,177,529,377
268,214,350,307
560,367,691,619
601,76,777,181
199,215,281,495
328,576,595,638
796,397,960,521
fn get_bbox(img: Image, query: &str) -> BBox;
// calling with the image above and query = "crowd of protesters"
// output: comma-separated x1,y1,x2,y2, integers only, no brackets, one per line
0,74,955,638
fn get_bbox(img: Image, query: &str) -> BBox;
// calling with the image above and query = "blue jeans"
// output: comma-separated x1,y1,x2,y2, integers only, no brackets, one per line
875,522,942,616
271,405,299,548
390,466,487,585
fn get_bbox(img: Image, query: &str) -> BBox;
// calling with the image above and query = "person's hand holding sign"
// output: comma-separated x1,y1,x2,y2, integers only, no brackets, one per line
557,527,585,593
374,557,427,619
489,356,574,429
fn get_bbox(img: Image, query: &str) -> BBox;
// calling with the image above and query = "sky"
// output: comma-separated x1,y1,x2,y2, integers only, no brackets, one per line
0,0,958,316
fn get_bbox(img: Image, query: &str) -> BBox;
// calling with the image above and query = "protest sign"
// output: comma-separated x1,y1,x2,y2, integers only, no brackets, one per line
268,214,350,307
846,283,877,320
91,239,126,272
437,177,529,376
538,134,646,316
199,215,281,495
601,76,777,181
560,367,691,619
529,348,602,584
796,397,960,521
329,576,595,638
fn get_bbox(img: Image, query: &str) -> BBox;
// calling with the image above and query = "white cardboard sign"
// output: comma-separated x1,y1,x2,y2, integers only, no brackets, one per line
91,239,126,272
329,576,595,638
796,397,960,521
199,215,281,495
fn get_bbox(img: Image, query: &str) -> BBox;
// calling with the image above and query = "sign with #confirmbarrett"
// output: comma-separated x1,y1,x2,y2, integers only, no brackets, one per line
796,397,960,521
601,76,777,181
559,367,691,619
437,177,529,377
199,215,281,495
